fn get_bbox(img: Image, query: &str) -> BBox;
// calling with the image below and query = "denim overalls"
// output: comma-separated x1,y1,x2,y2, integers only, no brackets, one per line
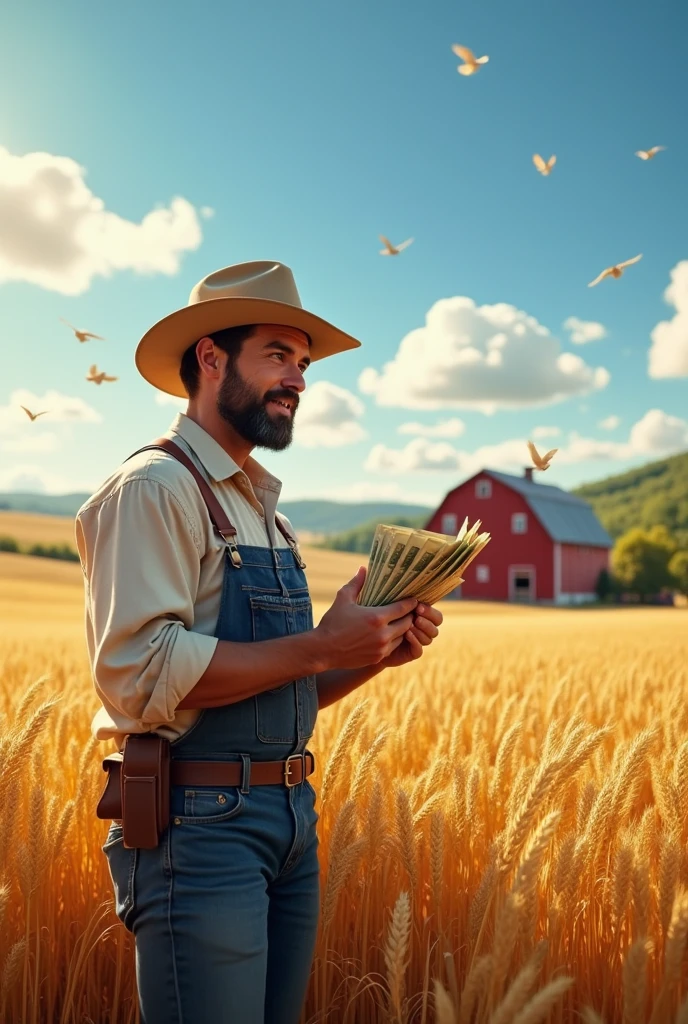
102,446,320,1024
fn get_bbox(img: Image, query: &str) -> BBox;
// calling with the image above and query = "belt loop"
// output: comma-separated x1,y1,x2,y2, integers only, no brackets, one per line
239,754,251,794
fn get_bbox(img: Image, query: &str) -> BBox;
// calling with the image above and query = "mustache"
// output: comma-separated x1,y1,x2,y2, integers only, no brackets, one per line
264,389,299,410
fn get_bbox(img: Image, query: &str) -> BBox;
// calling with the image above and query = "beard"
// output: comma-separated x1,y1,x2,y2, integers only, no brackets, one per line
216,364,298,451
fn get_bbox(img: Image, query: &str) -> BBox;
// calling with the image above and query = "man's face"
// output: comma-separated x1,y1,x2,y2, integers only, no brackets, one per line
216,324,310,451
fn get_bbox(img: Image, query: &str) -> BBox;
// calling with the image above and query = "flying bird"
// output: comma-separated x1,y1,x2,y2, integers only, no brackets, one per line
635,146,666,161
527,441,558,471
60,317,105,343
588,254,642,288
533,153,556,176
379,235,414,256
86,364,118,385
451,44,489,75
20,405,48,422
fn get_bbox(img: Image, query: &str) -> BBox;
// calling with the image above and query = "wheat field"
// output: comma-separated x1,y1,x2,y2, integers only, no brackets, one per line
1,543,687,1023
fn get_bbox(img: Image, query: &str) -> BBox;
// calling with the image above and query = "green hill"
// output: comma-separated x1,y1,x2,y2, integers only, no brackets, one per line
317,513,429,554
0,492,90,517
0,492,433,537
572,450,688,546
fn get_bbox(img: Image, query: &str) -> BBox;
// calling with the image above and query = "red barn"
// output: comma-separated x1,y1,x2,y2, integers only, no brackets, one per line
424,467,613,604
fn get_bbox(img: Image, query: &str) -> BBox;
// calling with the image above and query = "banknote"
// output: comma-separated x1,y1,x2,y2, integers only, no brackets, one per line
374,528,451,605
357,521,491,607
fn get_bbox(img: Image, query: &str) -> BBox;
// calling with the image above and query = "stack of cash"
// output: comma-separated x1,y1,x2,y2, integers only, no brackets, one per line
357,517,491,607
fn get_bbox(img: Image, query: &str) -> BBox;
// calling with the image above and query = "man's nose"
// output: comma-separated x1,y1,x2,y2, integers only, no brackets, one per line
281,369,306,394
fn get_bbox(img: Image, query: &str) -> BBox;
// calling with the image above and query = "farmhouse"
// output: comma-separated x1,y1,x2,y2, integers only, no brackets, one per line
424,467,613,604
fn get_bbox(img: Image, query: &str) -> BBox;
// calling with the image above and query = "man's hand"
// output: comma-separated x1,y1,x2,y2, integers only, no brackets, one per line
376,602,444,669
314,566,419,671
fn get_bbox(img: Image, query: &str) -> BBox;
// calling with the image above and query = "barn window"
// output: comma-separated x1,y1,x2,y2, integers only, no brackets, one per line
441,513,458,535
476,565,490,583
511,512,527,534
475,479,492,499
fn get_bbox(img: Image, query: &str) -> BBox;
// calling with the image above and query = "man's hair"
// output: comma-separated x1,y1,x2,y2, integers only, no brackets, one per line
179,324,258,398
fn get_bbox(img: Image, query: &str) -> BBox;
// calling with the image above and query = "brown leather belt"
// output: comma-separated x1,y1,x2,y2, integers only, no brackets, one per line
170,752,315,788
106,752,316,830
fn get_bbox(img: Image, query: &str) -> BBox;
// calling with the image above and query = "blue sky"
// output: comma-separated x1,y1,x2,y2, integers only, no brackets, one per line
1,0,687,508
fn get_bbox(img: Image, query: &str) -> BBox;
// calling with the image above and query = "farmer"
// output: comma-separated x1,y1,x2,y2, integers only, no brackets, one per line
75,261,444,1024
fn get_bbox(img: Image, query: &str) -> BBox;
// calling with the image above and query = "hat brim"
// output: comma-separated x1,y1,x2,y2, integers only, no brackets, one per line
135,297,362,398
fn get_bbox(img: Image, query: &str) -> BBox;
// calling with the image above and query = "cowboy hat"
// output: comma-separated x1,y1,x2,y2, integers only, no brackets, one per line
135,260,362,397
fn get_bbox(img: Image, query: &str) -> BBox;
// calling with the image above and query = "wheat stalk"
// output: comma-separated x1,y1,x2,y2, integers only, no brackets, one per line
322,800,361,931
458,953,493,1024
489,719,523,804
349,727,387,802
384,891,411,1023
622,937,652,1024
320,700,369,807
433,978,457,1024
490,940,549,1024
394,787,418,890
610,836,634,926
658,834,681,940
510,975,574,1024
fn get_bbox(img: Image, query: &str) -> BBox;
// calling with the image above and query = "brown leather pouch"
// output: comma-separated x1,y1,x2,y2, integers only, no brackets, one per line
95,735,170,849
96,752,123,819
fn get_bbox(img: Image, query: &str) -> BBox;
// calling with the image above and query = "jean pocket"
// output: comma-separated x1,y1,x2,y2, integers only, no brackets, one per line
175,787,245,824
102,824,138,932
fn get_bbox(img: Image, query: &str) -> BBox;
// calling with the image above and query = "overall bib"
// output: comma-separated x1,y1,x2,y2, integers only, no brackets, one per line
102,445,321,1024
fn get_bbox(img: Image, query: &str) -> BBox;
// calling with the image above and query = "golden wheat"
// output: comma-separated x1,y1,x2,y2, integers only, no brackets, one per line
1,567,687,1021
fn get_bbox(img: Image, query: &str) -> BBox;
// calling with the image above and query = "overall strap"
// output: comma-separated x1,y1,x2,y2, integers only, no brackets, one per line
124,437,305,568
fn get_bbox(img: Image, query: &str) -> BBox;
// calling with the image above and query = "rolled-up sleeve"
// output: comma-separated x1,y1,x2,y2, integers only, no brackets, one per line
75,476,219,726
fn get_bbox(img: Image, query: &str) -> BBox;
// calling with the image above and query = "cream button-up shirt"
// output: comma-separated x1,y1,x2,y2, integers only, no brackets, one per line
75,413,296,750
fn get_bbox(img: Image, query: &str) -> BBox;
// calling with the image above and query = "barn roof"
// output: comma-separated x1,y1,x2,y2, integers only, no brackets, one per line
485,470,613,548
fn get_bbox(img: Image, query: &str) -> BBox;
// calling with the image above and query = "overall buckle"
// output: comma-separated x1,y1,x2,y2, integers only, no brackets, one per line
284,754,305,788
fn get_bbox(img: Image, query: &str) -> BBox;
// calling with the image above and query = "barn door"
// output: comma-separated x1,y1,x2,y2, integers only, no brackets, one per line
509,566,536,602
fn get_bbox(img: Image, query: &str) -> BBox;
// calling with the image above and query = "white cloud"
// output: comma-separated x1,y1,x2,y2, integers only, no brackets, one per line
649,260,688,378
0,464,87,494
363,408,688,476
0,389,102,426
629,408,688,453
2,433,61,455
0,144,205,295
0,389,102,457
532,425,561,439
563,317,607,344
155,392,187,408
294,381,367,448
199,206,215,219
397,418,465,438
599,415,620,430
365,436,529,476
359,296,609,414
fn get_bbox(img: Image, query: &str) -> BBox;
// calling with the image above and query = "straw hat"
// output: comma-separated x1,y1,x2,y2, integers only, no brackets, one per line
135,260,362,397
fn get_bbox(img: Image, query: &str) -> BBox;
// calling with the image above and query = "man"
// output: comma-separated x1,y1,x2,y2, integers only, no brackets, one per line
76,260,443,1024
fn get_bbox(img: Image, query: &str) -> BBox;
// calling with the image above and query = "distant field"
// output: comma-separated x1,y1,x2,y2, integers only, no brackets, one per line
1,518,687,1022
0,508,77,546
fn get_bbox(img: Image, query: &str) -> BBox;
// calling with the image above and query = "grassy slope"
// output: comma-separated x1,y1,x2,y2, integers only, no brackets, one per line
571,450,688,541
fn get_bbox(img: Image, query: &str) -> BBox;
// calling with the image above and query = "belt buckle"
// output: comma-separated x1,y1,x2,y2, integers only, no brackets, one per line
284,754,304,788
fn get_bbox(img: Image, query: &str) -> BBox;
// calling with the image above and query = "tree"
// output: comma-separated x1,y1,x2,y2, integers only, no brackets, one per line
611,526,676,601
669,550,688,596
595,567,613,602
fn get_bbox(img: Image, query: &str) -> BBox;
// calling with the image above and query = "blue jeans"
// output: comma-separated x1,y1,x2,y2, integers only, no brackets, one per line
103,777,320,1024
102,542,321,1024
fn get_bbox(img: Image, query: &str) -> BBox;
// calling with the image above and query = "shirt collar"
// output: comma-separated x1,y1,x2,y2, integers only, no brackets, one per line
167,413,283,497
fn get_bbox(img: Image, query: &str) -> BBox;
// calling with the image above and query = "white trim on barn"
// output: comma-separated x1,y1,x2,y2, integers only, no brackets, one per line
553,542,561,602
508,564,537,602
555,592,597,606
